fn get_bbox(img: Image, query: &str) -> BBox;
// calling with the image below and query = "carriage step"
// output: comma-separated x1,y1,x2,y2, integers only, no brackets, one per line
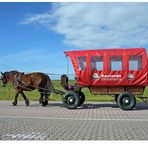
138,96,148,103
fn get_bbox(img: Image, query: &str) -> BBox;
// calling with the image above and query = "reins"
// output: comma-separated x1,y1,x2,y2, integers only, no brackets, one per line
18,80,65,95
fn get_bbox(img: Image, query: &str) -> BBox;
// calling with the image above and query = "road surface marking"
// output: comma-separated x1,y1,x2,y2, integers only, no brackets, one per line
0,115,148,122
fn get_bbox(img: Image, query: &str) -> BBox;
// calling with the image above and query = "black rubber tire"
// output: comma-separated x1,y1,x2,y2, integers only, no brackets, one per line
117,93,136,110
63,92,80,109
78,91,85,106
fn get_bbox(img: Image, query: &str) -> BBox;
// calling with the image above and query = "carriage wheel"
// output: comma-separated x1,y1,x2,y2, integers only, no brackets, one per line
63,92,80,109
78,91,85,106
117,93,136,110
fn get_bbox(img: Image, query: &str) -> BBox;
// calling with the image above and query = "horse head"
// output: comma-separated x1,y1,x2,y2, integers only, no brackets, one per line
0,71,19,87
0,72,7,87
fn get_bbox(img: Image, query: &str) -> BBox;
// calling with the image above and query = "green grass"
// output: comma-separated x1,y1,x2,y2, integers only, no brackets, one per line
0,80,148,102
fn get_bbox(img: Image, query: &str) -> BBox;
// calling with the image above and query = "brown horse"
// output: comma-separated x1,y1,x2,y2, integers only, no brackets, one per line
0,71,54,106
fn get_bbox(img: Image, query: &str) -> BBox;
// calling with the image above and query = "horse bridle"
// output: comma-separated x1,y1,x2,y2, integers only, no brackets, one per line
0,73,18,87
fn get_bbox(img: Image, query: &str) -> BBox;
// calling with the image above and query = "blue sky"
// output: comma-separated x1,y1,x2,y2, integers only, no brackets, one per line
0,2,73,76
0,2,148,78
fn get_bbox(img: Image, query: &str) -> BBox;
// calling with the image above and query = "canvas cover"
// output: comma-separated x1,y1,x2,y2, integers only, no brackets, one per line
64,48,148,87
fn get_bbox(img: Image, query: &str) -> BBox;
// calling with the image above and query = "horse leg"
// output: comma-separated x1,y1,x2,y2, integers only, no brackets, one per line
12,90,19,106
39,93,43,104
39,94,48,105
38,89,47,107
41,92,48,107
44,94,49,105
39,92,45,106
20,91,30,106
39,97,42,104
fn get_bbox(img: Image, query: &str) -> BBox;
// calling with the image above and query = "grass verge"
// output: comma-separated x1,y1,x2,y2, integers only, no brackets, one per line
0,80,148,102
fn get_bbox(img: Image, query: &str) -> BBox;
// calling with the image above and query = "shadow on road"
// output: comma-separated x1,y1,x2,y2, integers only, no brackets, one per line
47,102,148,111
10,101,148,111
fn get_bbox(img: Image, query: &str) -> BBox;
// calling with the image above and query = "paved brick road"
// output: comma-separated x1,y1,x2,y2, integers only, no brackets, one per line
0,100,148,140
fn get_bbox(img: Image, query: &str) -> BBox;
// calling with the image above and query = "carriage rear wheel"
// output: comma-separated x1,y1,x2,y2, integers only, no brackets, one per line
63,92,80,109
117,93,136,110
78,91,85,106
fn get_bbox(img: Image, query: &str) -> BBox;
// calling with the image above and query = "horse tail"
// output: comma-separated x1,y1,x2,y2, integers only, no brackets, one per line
45,74,54,94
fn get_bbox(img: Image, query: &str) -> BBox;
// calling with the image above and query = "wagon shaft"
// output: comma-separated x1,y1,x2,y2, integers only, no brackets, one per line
52,89,65,95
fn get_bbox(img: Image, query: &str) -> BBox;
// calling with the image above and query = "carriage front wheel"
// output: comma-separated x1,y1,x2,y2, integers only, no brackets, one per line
63,92,80,109
117,93,136,110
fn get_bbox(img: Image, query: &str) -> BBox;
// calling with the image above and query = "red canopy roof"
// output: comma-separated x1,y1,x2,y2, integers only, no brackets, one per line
64,48,148,87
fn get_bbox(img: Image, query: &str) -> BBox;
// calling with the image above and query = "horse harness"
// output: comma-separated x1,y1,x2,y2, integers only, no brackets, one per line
12,72,65,95
13,73,24,88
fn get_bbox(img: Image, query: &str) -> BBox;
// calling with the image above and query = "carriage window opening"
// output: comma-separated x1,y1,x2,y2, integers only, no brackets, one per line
77,56,86,71
110,56,122,70
129,55,142,70
91,56,103,70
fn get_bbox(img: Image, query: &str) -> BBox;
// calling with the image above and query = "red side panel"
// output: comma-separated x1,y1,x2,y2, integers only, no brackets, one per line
64,48,148,87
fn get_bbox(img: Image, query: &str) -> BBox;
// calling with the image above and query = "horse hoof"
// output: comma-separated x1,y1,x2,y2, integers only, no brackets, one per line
45,100,48,105
39,99,42,104
42,100,48,107
42,104,46,107
26,102,30,106
12,102,17,106
42,102,47,107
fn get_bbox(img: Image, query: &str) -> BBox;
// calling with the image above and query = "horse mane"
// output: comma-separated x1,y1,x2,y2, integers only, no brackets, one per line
9,70,20,74
4,70,20,76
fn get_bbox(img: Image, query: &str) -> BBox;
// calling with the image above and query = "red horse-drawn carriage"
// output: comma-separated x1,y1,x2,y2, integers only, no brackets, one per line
62,48,148,110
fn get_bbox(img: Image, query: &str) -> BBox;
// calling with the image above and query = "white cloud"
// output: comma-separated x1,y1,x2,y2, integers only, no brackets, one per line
20,2,148,48
20,13,53,25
